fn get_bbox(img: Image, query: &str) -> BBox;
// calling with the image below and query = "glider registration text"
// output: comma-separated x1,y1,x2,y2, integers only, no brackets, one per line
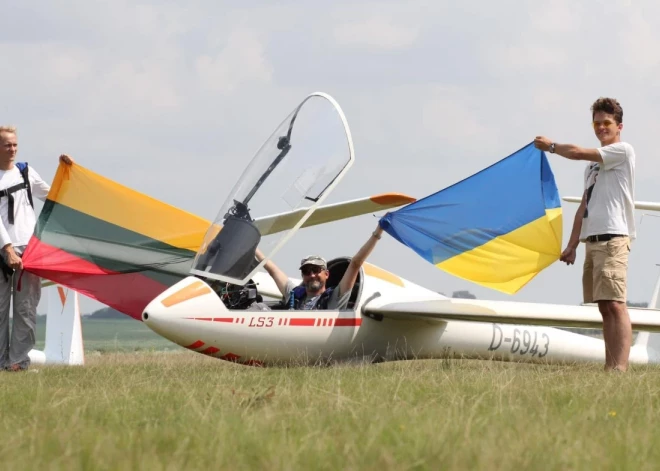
488,324,549,357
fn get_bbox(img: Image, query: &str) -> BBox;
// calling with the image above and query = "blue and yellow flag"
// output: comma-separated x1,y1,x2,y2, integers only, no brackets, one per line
379,142,563,294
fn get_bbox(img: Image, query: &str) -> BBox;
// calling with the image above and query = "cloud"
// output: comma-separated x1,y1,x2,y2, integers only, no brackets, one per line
195,28,274,94
617,9,660,76
527,0,583,33
4,0,660,313
333,16,419,51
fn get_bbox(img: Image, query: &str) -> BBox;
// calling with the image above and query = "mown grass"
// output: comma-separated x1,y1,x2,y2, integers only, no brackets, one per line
2,352,660,470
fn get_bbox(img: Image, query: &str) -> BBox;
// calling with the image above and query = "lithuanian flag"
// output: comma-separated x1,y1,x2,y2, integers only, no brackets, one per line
22,163,210,320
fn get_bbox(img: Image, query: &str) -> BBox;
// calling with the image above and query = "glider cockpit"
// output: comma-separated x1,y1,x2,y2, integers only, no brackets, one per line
189,92,354,290
206,256,364,312
185,92,357,312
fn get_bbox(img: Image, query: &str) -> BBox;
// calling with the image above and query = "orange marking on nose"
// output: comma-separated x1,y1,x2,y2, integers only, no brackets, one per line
161,280,212,307
57,286,66,306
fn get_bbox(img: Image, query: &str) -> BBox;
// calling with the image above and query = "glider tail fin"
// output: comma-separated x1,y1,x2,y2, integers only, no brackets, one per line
43,285,85,365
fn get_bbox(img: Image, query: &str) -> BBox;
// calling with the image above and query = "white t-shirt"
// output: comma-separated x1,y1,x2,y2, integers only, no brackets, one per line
579,141,636,242
0,164,51,252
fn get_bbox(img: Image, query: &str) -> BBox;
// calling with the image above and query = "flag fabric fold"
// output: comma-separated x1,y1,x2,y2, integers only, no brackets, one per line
379,142,563,294
22,163,210,320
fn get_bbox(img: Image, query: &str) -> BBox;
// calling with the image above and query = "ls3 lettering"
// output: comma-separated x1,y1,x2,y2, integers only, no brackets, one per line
248,317,275,328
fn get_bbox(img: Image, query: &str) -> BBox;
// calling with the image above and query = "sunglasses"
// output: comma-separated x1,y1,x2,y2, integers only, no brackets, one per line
301,265,324,276
592,119,617,129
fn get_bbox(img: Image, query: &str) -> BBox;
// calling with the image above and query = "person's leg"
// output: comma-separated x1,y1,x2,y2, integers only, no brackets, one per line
599,300,632,371
8,269,41,370
583,242,614,367
0,271,12,370
594,237,632,371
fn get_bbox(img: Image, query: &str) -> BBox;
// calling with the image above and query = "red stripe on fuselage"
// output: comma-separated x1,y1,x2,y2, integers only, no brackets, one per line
188,316,362,326
289,318,316,326
334,318,362,326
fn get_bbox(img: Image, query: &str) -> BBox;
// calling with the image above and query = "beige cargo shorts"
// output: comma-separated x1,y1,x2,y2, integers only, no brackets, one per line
582,235,630,303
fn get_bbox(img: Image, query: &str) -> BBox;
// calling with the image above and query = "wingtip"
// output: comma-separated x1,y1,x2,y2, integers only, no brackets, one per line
370,193,416,206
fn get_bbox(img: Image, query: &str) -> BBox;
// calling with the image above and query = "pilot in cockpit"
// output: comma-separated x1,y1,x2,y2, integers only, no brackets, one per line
253,223,384,311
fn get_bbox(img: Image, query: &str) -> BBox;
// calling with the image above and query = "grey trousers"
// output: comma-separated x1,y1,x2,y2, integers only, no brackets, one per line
0,267,41,369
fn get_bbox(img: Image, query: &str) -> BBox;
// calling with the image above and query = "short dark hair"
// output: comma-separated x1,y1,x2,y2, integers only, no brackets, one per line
591,97,623,124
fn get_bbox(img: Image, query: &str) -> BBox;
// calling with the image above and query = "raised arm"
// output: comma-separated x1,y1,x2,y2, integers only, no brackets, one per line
337,223,383,297
255,248,289,297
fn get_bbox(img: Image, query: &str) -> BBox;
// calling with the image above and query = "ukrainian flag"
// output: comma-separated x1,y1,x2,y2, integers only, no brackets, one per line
379,142,563,294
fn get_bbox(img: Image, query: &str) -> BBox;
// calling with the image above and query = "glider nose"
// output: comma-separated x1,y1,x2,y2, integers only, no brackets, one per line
140,276,233,353
141,276,221,330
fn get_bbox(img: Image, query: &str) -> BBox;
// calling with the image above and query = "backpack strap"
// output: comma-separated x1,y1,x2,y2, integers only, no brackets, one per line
17,162,33,209
288,285,307,310
0,162,32,225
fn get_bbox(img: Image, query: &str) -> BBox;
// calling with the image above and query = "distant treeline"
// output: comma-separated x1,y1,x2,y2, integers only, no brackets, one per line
85,307,126,319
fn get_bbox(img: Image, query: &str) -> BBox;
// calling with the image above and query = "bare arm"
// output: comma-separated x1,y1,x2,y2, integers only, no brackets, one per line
558,190,587,265
337,224,383,297
255,248,289,296
553,143,603,163
534,137,603,163
567,190,587,250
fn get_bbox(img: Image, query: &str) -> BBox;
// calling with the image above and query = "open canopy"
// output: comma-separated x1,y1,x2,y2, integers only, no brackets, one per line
190,92,355,285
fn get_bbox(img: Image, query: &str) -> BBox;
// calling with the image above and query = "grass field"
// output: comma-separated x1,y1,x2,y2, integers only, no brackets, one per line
9,318,658,469
5,334,660,469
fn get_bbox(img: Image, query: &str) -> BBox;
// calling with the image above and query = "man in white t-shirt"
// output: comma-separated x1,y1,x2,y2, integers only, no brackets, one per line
0,125,74,371
534,97,635,372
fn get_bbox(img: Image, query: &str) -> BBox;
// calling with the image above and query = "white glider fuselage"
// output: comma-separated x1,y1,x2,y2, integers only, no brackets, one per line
141,261,659,367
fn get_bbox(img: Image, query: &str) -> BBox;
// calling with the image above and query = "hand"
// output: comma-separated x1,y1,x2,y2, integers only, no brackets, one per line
3,246,22,270
559,246,576,265
534,136,553,152
59,154,74,165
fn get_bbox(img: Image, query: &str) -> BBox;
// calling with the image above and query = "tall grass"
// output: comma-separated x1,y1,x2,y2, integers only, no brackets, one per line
1,352,659,470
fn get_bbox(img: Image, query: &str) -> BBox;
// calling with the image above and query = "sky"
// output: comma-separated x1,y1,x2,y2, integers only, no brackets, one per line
2,0,660,314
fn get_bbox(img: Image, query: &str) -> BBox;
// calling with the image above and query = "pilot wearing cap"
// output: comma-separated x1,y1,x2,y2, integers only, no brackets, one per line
255,223,384,310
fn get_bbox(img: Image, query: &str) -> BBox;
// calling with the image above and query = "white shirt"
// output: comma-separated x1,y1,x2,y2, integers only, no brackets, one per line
579,141,636,242
0,164,51,251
